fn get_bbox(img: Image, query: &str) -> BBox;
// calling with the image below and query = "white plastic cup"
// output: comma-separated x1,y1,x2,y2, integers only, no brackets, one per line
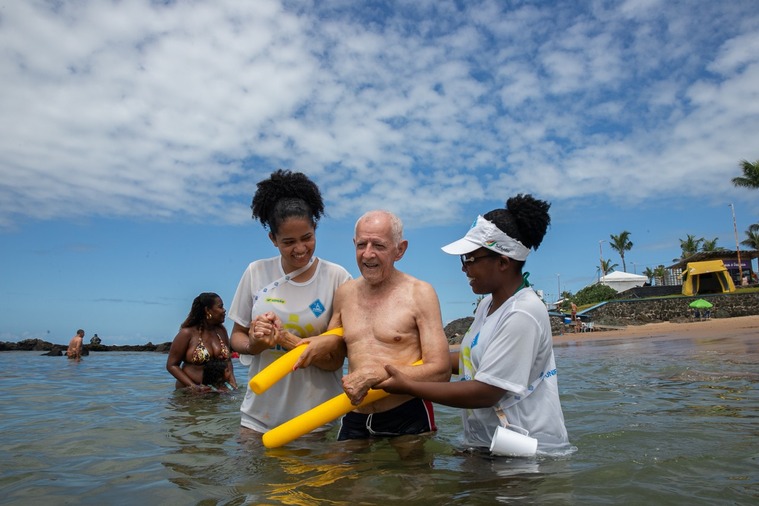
490,425,538,457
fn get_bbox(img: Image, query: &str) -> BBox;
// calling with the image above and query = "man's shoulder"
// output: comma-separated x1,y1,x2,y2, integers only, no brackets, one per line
337,276,361,291
401,272,437,294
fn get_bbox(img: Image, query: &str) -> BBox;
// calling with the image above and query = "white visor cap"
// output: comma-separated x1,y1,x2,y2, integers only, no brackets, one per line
441,215,531,261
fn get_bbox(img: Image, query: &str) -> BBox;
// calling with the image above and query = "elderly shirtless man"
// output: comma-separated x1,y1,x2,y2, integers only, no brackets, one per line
258,210,450,440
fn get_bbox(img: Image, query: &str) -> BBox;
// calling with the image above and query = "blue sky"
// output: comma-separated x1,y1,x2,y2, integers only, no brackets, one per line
2,0,758,345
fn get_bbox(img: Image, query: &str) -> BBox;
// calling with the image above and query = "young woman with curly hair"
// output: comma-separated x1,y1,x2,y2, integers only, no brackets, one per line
228,170,351,435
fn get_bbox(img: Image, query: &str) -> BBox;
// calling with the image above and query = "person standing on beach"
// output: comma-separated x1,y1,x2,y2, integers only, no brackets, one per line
228,169,352,435
293,210,451,440
66,329,85,361
378,195,571,454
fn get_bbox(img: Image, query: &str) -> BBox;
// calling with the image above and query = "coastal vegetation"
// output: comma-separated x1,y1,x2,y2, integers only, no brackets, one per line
731,159,759,189
742,224,759,250
570,283,618,307
609,231,633,273
599,259,618,276
731,157,759,254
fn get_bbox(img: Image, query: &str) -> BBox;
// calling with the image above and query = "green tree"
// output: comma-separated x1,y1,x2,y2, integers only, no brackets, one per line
472,295,485,314
558,291,574,312
701,237,725,252
643,266,655,284
731,159,759,189
741,223,759,250
679,234,703,259
600,259,618,276
609,231,633,272
653,265,667,286
574,284,618,306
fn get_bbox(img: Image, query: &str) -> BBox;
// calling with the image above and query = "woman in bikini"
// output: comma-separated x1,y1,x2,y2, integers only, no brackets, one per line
166,292,237,391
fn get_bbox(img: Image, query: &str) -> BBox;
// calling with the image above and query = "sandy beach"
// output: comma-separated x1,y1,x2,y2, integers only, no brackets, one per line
553,315,759,356
554,314,759,342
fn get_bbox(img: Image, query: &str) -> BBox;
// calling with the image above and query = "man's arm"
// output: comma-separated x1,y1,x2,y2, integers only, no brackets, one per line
400,280,451,382
450,350,460,375
293,285,348,371
231,306,347,372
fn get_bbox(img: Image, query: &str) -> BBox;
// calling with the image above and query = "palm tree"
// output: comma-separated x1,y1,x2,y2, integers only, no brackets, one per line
472,295,485,314
701,237,725,252
643,266,655,285
679,234,703,259
741,224,759,250
600,259,618,276
609,231,633,272
731,159,759,189
653,265,667,286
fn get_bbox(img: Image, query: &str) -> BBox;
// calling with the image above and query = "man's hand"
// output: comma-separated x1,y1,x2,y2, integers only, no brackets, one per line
251,311,281,348
342,368,384,405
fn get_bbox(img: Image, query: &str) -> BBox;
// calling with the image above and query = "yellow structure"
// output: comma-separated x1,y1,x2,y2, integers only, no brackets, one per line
681,260,736,296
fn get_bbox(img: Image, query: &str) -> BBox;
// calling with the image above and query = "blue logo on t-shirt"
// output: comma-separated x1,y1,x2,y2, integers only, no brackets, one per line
310,299,325,317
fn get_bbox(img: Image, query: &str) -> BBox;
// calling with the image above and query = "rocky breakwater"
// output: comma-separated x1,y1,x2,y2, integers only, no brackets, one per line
581,291,759,327
0,339,172,356
446,291,759,339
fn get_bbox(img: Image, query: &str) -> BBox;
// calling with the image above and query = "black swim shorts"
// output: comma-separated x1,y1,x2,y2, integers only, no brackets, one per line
337,398,437,440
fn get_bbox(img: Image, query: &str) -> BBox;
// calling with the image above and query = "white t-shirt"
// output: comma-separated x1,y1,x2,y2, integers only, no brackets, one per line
459,287,570,453
228,256,352,433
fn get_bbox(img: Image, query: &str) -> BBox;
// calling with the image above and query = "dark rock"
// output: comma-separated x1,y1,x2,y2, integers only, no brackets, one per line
1,340,174,354
445,317,474,344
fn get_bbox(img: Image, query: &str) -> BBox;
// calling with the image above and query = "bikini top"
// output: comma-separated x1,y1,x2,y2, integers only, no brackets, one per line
190,330,230,365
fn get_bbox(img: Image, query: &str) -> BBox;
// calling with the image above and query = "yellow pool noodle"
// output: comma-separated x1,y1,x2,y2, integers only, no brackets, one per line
248,327,344,395
262,360,423,449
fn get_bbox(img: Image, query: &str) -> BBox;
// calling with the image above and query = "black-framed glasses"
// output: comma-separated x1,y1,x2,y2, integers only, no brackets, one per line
460,252,501,267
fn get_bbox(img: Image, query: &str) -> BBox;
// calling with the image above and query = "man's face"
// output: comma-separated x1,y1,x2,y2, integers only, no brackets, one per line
354,215,405,285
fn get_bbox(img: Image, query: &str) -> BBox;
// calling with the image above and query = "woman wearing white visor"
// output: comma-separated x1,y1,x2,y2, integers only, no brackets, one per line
378,194,572,456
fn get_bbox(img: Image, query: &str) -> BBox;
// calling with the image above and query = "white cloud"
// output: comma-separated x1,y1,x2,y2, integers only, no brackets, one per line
1,0,758,228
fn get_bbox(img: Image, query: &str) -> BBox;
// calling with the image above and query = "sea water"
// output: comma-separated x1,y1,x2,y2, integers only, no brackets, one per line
1,333,758,505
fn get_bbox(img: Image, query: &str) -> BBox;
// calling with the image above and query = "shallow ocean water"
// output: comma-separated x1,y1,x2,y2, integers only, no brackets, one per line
2,333,758,505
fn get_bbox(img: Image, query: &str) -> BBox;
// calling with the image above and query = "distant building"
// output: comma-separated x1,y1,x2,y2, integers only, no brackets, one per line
668,250,758,286
599,271,648,292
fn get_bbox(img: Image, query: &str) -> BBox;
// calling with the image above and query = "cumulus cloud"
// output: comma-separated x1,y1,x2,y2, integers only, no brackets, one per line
1,0,758,228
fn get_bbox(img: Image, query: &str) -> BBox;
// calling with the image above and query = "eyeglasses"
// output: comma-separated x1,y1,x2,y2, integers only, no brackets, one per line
460,253,501,267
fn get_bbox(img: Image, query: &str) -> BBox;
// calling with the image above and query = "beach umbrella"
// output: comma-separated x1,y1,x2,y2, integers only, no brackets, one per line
689,299,713,309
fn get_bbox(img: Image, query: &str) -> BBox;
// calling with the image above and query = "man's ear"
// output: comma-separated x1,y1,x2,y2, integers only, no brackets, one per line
395,240,409,260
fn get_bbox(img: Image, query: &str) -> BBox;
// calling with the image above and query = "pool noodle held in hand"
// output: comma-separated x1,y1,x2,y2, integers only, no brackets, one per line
248,327,344,395
262,360,423,449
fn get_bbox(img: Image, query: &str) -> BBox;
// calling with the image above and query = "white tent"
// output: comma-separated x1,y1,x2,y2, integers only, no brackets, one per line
599,271,648,292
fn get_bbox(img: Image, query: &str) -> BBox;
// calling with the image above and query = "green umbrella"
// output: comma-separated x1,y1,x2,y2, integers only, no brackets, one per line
689,299,713,309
